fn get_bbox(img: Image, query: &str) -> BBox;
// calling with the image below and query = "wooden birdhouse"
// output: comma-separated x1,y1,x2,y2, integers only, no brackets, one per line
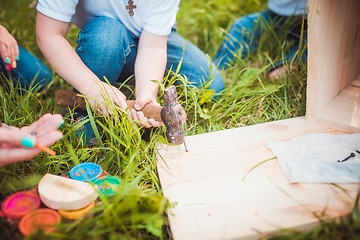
156,0,360,239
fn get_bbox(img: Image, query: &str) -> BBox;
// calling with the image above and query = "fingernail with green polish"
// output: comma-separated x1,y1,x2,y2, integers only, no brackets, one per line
17,55,20,61
21,138,35,148
5,57,10,64
58,122,64,129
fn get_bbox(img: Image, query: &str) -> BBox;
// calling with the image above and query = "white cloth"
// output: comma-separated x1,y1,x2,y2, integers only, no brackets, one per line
268,0,308,16
267,133,360,183
37,0,180,37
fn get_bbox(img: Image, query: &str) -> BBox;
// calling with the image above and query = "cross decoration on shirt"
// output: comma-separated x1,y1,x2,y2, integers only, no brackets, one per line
126,0,137,16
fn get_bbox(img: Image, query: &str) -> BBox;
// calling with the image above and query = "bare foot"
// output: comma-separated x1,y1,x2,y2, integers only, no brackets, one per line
268,65,297,81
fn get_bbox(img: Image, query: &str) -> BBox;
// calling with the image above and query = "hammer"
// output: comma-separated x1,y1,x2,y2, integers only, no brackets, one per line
55,86,187,147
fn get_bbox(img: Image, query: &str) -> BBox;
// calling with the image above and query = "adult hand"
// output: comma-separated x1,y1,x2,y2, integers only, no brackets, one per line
0,114,63,167
131,92,163,128
0,24,19,70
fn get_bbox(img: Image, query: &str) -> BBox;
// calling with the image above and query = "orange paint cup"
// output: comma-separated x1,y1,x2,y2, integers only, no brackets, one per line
19,209,61,236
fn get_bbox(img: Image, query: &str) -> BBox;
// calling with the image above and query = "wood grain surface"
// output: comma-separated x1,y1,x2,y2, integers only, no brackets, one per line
156,117,360,240
38,174,98,211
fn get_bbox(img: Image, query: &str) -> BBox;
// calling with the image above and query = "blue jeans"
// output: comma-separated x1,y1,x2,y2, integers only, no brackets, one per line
0,46,52,90
75,16,224,95
213,10,307,70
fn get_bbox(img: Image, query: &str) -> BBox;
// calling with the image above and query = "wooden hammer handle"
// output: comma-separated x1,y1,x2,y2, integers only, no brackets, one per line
55,90,163,122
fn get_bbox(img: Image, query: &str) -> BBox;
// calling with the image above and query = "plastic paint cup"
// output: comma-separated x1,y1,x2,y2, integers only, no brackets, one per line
19,209,61,236
69,163,102,182
58,201,95,220
94,176,121,197
1,191,41,220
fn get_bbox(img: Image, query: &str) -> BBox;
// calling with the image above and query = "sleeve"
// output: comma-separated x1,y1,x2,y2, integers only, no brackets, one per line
36,0,79,23
143,0,180,36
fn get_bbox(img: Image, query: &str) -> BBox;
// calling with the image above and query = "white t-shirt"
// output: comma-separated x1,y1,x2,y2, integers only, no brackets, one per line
37,0,180,37
268,0,308,16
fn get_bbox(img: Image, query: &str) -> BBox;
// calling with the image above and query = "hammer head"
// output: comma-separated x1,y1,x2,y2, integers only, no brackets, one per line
161,86,186,145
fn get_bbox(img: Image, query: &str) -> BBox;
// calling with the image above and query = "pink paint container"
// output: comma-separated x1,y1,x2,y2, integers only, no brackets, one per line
1,191,41,220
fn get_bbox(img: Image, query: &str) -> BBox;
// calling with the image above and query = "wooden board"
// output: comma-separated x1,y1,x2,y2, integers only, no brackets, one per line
313,78,360,133
306,0,360,132
156,117,360,240
38,174,98,211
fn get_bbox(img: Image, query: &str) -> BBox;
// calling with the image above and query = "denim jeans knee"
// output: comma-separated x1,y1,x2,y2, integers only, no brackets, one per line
213,11,271,69
75,16,137,86
167,30,224,95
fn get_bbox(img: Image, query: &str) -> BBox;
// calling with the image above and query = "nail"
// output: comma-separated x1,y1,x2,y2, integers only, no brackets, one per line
31,131,37,136
17,55,20,61
58,122,64,129
7,64,11,71
5,57,10,64
12,61,16,69
338,152,355,163
21,137,35,148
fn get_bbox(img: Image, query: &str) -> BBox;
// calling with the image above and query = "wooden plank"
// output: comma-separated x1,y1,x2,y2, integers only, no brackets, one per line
315,77,360,132
307,0,360,127
156,117,360,240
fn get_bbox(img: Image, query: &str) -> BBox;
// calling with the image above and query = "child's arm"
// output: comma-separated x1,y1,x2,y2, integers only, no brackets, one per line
36,13,128,116
131,30,167,128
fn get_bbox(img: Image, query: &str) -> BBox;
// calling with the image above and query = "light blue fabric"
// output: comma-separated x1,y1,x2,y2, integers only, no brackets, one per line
268,0,308,16
0,46,52,90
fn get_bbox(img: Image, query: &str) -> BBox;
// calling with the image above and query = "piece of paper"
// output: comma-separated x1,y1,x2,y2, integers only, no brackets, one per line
267,133,360,183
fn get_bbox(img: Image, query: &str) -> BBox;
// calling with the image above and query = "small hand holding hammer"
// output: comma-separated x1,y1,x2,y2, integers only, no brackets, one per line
55,85,187,148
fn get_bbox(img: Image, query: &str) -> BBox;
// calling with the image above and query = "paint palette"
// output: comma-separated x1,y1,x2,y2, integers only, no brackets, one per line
69,163,102,182
38,174,98,211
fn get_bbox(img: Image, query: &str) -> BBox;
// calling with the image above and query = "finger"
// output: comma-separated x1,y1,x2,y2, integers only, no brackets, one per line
36,130,63,147
0,43,9,64
28,114,64,136
97,104,111,116
136,111,151,128
6,38,18,66
148,118,163,128
0,44,11,71
130,108,139,122
0,127,36,147
111,91,129,112
0,147,42,167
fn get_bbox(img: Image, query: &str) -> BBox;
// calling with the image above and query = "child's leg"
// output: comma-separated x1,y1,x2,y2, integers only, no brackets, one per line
75,16,137,85
0,46,52,90
74,16,137,145
213,11,271,70
167,30,224,96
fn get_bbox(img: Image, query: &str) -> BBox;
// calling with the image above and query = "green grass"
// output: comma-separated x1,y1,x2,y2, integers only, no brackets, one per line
1,0,357,239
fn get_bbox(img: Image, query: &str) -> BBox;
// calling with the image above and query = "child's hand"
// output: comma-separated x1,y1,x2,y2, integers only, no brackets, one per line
82,81,129,115
0,114,63,167
130,93,163,128
0,24,19,70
